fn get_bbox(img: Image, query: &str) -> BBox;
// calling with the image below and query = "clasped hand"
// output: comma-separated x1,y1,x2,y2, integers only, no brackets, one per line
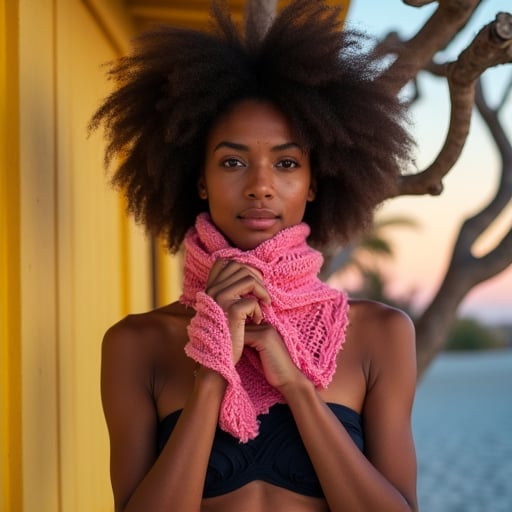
205,259,304,390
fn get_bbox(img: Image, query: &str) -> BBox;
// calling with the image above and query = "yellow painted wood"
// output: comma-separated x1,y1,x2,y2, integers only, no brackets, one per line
54,1,147,509
1,0,22,510
18,0,61,508
82,0,137,54
156,241,184,307
127,0,351,31
8,0,152,509
124,221,153,313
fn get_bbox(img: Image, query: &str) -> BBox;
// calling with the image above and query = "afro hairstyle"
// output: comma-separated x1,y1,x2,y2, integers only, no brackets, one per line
90,0,414,253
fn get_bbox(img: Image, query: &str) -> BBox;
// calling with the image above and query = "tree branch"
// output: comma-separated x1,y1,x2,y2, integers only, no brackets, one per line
497,71,512,111
394,13,512,197
403,0,438,7
244,0,278,44
415,70,512,378
380,0,482,93
464,78,512,235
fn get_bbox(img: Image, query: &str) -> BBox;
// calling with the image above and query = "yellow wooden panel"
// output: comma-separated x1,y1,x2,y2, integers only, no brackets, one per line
127,0,351,31
18,0,61,508
1,0,22,510
126,220,153,313
156,242,183,307
55,0,147,510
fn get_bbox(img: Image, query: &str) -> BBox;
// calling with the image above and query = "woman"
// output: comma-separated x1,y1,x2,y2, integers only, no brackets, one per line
92,1,418,511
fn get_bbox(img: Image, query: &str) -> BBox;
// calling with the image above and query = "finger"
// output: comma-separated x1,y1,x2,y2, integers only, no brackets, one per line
212,260,264,285
228,297,264,325
206,258,230,288
209,273,271,308
207,264,270,305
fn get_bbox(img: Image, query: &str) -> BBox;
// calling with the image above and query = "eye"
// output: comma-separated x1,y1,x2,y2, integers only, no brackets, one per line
276,159,298,169
222,157,244,168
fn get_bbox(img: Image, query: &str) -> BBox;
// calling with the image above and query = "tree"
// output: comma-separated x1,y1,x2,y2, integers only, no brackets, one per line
245,0,512,378
321,215,419,289
444,317,507,351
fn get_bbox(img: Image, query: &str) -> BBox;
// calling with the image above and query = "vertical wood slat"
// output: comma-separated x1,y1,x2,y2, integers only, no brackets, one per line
18,0,60,508
55,1,148,510
4,0,151,510
0,0,22,510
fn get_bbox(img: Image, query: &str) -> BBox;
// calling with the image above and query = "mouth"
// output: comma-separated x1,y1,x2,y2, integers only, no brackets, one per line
238,209,280,230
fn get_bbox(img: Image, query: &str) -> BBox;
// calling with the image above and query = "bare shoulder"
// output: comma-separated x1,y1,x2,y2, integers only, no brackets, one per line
101,302,195,408
101,302,195,425
348,298,415,344
102,301,193,364
347,299,416,380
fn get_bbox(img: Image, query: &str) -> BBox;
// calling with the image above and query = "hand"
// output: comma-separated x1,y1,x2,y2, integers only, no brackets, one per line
244,324,306,391
205,259,270,364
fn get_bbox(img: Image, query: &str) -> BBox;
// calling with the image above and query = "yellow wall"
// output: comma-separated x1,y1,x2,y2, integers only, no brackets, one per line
1,0,176,510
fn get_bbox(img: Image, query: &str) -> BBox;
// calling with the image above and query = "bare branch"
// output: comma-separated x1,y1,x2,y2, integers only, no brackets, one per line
456,78,512,249
497,70,512,111
424,60,447,76
476,228,512,278
372,31,404,59
403,0,437,6
395,14,512,197
415,73,512,378
380,0,481,93
496,12,512,40
416,224,512,376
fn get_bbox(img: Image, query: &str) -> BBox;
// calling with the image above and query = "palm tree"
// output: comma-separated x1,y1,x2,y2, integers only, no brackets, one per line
322,215,419,308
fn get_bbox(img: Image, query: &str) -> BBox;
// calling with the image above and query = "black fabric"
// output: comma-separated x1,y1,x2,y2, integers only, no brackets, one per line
157,402,364,498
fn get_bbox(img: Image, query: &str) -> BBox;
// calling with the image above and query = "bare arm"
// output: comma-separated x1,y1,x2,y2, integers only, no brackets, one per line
101,319,226,512
248,304,418,511
101,259,269,511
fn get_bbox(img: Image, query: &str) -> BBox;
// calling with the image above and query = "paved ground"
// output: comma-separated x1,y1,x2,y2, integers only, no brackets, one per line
412,350,512,512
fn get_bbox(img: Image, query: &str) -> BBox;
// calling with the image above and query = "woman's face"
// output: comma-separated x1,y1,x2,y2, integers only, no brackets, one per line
200,99,315,251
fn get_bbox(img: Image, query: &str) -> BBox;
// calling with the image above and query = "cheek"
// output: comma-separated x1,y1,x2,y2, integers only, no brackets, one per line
286,178,314,203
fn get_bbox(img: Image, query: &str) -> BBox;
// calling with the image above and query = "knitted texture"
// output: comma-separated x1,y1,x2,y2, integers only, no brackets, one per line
181,213,349,442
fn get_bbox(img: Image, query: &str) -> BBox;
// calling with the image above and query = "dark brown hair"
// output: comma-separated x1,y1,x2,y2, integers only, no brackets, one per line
90,0,413,252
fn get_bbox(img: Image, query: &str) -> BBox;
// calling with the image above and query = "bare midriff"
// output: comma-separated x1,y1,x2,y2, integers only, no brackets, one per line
200,481,329,512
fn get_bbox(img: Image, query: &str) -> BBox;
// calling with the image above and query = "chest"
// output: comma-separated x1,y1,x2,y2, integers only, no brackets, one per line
152,312,369,423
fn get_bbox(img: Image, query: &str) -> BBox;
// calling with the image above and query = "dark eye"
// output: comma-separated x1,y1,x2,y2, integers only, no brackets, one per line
277,159,298,169
222,158,244,168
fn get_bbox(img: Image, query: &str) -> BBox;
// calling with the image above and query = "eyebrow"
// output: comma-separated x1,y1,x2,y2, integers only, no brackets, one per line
213,141,304,153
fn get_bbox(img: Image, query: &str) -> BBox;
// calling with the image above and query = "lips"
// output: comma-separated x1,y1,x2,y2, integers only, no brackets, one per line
238,208,280,230
239,208,279,219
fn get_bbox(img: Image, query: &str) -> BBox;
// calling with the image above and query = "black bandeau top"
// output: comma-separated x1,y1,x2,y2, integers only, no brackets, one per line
157,402,364,498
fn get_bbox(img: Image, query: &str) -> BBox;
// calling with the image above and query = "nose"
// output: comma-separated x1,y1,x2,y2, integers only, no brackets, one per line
244,165,274,199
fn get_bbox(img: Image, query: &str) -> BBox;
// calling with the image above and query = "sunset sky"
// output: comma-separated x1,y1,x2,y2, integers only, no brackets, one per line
343,1,512,324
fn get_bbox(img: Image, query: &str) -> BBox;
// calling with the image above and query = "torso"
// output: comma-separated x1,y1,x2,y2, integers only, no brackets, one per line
123,298,384,511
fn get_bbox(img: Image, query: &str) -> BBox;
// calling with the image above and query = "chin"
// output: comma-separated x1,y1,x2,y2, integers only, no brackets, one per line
233,232,275,251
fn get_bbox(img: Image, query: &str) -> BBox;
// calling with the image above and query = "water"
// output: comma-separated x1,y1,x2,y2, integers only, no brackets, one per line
413,350,512,512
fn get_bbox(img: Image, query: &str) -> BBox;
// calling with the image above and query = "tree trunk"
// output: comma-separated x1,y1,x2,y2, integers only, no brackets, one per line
244,0,279,43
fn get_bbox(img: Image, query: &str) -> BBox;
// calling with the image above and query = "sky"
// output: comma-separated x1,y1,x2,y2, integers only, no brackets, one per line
340,1,512,324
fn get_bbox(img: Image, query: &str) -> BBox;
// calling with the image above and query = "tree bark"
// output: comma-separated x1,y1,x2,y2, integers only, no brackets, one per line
244,0,279,44
380,0,483,93
395,14,512,197
415,74,512,377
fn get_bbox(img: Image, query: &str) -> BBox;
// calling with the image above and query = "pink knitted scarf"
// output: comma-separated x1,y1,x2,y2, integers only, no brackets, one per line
180,213,349,442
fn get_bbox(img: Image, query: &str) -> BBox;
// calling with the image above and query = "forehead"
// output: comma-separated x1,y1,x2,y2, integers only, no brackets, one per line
206,99,300,146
